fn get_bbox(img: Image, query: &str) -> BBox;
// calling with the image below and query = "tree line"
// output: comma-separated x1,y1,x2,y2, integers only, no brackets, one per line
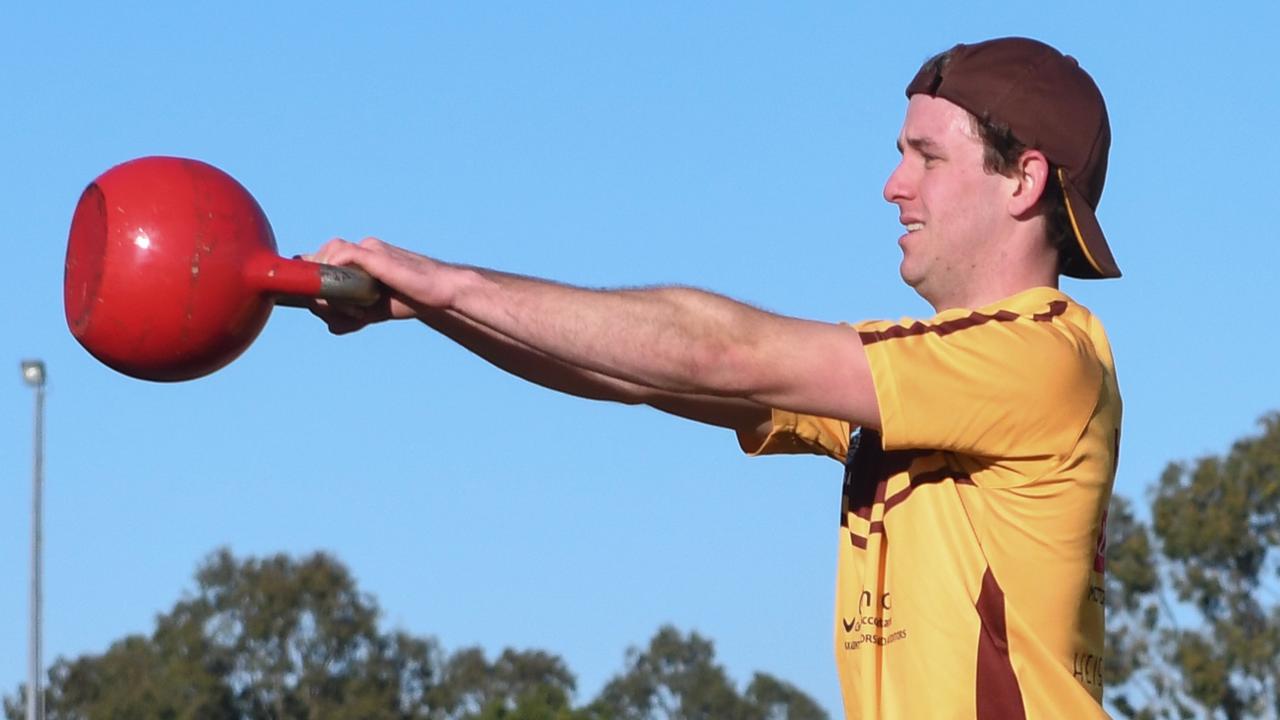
8,412,1280,718
3,549,827,720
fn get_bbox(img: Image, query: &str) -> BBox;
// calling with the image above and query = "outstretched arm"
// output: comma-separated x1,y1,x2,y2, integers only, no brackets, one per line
419,307,774,436
309,237,880,429
312,288,773,437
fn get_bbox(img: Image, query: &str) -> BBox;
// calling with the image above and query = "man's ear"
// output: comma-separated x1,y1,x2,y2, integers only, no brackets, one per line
1008,149,1050,218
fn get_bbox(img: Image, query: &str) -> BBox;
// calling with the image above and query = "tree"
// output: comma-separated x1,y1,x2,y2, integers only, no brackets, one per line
1106,412,1280,719
2,550,578,720
589,626,827,720
427,647,585,720
4,550,405,719
5,551,826,720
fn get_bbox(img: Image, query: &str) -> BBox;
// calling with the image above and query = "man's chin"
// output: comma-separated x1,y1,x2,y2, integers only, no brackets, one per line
899,261,925,289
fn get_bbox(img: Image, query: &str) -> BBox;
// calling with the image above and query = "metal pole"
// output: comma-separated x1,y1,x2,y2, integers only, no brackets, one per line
22,361,45,720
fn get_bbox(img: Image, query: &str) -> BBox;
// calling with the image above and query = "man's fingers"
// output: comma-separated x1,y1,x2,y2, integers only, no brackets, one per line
325,316,366,335
304,297,373,334
302,236,425,326
307,238,363,268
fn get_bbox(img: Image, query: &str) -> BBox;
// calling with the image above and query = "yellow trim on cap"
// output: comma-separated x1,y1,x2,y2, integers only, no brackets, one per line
1057,167,1104,276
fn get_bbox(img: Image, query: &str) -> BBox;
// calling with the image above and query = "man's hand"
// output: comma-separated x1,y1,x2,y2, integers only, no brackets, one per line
304,237,461,334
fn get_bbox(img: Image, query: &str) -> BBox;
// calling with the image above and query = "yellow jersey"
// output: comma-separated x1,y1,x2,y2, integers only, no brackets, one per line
745,287,1120,719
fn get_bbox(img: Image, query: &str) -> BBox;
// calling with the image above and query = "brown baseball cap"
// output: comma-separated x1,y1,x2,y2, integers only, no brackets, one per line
906,37,1120,279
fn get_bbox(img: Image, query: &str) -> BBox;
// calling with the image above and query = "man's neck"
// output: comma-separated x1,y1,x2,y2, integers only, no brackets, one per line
926,269,1060,313
926,224,1062,312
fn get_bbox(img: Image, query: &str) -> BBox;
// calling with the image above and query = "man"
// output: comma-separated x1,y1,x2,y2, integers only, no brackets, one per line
310,37,1120,719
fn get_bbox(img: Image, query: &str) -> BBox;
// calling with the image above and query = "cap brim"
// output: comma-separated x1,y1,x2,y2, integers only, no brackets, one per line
1059,168,1121,279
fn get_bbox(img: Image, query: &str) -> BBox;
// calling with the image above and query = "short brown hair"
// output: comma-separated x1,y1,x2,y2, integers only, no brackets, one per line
918,49,1079,272
969,114,1077,268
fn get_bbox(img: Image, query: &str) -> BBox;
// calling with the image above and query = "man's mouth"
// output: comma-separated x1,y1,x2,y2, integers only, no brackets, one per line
905,223,924,233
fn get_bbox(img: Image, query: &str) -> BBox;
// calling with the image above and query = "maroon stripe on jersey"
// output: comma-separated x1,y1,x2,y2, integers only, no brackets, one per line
883,469,974,513
857,300,1068,346
843,435,924,525
976,568,1027,720
846,470,974,547
846,521,884,549
1033,301,1069,322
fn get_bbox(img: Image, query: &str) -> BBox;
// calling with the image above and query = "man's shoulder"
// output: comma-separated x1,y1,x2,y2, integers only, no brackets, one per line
859,287,1114,459
853,287,1100,350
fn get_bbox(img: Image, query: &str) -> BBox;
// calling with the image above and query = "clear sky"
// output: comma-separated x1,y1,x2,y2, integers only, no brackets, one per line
3,2,1277,716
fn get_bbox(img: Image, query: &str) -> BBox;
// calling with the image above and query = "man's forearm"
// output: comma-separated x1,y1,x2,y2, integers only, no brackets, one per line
450,267,771,399
418,307,644,404
418,306,772,433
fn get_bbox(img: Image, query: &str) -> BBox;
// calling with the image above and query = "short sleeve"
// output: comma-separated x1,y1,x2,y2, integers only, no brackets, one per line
738,409,850,463
856,306,1103,458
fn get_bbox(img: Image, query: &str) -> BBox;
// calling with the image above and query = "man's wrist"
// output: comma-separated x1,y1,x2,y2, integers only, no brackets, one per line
446,264,498,316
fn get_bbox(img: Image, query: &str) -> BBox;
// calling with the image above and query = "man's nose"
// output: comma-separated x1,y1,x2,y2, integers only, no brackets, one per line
883,160,911,204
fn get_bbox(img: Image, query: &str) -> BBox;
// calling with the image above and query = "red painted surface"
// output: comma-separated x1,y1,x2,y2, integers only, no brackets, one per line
64,156,319,382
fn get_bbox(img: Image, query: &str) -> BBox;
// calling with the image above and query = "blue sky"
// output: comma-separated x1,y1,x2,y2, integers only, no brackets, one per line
3,2,1277,716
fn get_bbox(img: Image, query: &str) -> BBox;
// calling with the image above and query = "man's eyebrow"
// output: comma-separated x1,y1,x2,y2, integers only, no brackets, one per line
896,136,941,154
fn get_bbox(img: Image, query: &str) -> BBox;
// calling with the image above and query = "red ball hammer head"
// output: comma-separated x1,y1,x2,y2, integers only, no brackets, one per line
65,156,378,382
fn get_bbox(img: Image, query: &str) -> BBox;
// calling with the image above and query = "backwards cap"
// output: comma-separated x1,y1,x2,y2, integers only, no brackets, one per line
907,37,1120,279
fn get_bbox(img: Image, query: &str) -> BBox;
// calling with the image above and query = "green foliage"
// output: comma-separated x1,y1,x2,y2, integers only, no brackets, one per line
4,551,826,720
589,626,827,720
1107,413,1280,720
429,647,585,720
742,673,829,720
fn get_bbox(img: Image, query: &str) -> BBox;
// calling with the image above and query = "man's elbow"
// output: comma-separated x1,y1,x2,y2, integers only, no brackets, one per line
684,341,760,398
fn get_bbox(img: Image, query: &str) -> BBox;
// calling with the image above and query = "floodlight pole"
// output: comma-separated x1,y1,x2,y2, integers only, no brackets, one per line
21,360,45,720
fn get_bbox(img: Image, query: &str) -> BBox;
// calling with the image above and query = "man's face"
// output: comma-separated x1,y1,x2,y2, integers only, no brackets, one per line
883,94,1013,308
